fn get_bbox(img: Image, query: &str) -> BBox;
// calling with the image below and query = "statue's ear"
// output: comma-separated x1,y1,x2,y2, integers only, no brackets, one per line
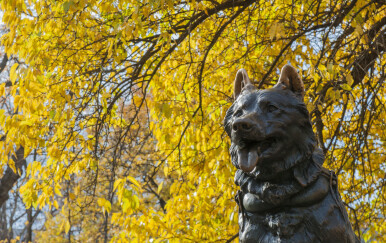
234,69,253,99
275,64,304,98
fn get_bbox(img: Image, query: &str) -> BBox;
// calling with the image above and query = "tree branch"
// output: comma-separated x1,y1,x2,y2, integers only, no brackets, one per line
0,54,8,74
351,29,385,87
0,146,26,207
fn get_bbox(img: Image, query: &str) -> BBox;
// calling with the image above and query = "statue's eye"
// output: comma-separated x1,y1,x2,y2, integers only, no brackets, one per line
234,109,243,117
267,104,278,112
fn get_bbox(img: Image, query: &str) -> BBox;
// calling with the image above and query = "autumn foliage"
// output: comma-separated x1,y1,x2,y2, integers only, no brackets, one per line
0,0,385,242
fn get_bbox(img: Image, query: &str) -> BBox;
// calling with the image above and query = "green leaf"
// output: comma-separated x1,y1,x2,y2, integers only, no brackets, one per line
62,1,72,13
49,110,56,119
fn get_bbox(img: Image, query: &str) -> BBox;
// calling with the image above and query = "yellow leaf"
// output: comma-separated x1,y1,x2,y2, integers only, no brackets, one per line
340,84,351,91
113,178,123,191
326,87,334,100
104,200,111,213
53,200,59,209
10,63,18,84
98,198,111,213
164,165,169,177
126,176,141,189
65,220,71,234
346,73,354,86
0,84,5,96
54,187,62,197
69,192,76,200
157,181,164,194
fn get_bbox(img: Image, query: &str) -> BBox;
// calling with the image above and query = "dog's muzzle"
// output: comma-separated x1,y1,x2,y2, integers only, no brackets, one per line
232,117,264,172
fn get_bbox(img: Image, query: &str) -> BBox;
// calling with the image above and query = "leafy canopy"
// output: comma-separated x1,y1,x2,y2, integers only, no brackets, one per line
0,0,385,242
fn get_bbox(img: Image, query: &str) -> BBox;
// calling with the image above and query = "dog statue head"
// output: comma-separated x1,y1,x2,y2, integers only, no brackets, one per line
224,64,318,182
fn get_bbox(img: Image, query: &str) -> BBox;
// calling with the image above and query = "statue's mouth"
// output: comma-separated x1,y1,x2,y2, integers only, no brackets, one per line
237,137,278,172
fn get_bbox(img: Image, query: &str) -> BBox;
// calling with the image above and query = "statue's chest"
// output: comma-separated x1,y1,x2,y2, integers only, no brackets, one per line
262,211,305,238
238,191,353,243
239,207,321,243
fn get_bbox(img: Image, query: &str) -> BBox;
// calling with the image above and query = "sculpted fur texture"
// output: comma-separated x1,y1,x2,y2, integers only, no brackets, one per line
224,64,359,243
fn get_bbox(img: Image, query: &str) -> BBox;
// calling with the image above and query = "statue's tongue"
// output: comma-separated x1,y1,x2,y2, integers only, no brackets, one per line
238,147,259,172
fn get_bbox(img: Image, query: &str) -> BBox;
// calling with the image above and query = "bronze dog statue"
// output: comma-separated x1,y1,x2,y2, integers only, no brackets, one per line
224,64,359,242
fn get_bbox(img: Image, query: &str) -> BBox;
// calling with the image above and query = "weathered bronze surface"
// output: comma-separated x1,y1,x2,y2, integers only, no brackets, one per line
224,64,359,243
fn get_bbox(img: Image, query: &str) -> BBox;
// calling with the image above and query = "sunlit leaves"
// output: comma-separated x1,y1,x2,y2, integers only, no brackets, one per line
0,0,385,242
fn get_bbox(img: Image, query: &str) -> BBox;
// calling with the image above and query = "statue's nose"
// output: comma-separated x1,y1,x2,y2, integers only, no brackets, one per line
232,118,254,132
